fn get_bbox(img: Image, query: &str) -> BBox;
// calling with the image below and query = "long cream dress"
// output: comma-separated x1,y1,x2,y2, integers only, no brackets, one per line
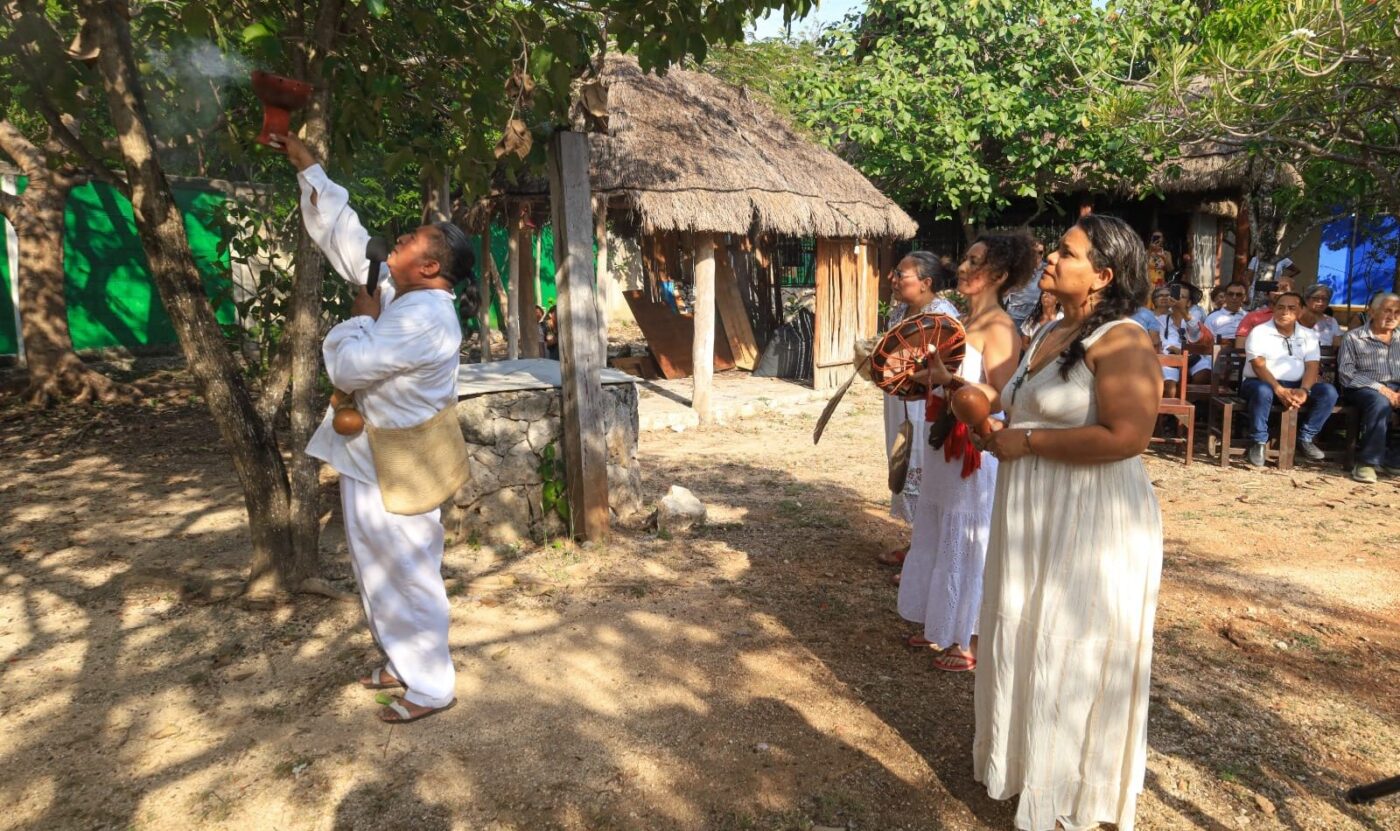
973,319,1163,831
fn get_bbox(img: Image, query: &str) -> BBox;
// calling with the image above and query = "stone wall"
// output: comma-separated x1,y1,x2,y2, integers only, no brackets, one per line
444,383,644,544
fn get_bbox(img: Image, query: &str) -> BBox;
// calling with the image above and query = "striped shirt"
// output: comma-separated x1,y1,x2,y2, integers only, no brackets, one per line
1338,325,1400,391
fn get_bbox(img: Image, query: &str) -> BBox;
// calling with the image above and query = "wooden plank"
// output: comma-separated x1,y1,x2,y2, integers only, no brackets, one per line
691,233,716,424
594,197,610,359
547,131,609,541
477,232,493,361
622,291,736,378
505,206,521,359
515,212,541,358
714,244,760,370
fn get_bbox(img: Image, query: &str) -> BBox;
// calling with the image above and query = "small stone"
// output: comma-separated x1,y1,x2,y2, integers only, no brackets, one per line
1274,640,1289,650
753,742,770,752
653,485,706,533
1253,794,1276,815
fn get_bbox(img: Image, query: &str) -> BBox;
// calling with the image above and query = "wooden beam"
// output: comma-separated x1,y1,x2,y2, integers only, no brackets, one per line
594,196,610,360
548,131,610,541
514,208,541,358
477,232,492,361
505,206,521,360
714,242,759,370
1232,194,1251,286
692,233,716,424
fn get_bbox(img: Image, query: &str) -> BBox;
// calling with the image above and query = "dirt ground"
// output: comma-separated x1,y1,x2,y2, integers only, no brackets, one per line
0,369,1397,831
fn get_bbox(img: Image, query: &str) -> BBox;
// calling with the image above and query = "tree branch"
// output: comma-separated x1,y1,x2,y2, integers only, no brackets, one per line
0,118,47,173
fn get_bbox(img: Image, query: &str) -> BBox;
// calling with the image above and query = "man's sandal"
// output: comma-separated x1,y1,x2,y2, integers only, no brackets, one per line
378,696,457,724
359,667,403,690
932,650,976,672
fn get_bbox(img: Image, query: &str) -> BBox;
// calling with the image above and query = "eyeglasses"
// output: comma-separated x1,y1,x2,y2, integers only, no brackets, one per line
1281,334,1294,356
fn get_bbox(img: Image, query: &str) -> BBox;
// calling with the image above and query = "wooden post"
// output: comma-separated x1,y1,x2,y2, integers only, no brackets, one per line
477,232,493,361
505,207,521,360
548,131,610,541
692,233,716,424
594,196,610,361
515,209,540,358
1232,194,1251,286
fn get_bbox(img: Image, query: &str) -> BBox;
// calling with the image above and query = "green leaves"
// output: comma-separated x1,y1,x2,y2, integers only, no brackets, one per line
785,0,1195,225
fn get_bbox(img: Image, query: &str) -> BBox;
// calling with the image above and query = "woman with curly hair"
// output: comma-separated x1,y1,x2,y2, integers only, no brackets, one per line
898,232,1034,670
970,215,1164,831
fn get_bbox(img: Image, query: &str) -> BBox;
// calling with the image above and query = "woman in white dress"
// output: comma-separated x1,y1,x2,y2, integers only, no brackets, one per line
897,233,1034,670
878,252,959,569
970,215,1164,831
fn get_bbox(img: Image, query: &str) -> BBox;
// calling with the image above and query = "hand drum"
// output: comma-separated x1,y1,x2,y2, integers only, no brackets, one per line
869,313,967,398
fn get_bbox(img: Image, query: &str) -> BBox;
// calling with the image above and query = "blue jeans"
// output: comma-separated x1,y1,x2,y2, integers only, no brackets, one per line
1344,382,1400,466
1241,378,1339,444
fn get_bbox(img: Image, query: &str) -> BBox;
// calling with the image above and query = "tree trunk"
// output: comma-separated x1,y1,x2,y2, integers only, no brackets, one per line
0,123,120,406
82,0,297,595
280,0,345,593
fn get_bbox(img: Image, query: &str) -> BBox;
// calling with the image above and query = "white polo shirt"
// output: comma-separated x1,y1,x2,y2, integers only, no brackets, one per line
1205,308,1246,340
1244,320,1319,383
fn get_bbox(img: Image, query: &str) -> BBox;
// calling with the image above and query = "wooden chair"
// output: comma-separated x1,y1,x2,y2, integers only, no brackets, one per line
1206,349,1299,470
1155,353,1194,465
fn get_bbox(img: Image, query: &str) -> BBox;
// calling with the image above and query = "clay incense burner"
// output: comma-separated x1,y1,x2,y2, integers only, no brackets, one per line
251,71,313,150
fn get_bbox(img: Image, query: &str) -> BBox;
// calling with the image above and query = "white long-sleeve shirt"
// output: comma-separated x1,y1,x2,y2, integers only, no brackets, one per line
298,164,462,485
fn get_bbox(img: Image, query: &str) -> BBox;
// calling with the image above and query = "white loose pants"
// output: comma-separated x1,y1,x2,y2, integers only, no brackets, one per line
341,477,455,708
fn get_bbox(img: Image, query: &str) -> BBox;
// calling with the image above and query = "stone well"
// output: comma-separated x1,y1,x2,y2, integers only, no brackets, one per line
443,359,643,544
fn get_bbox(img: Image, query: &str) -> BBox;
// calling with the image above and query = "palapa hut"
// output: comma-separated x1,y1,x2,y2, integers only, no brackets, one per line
472,54,917,394
1062,140,1305,293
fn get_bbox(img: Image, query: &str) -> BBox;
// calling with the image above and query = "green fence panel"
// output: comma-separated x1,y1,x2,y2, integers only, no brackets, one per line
467,223,561,334
62,182,233,352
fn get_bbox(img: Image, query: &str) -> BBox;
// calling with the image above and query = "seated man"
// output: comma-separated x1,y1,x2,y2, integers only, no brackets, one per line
1338,292,1400,482
1206,283,1249,345
1242,292,1339,466
1236,277,1294,348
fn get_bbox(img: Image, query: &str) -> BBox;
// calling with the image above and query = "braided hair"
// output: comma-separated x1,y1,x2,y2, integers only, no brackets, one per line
973,230,1040,301
1058,214,1150,379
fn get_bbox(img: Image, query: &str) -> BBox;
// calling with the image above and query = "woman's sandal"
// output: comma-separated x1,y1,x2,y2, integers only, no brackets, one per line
932,650,976,672
905,633,940,650
876,548,908,566
359,667,403,690
378,696,457,724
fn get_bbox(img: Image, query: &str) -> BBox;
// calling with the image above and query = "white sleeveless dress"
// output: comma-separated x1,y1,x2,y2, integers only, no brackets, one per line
883,298,961,522
973,320,1163,831
896,343,997,646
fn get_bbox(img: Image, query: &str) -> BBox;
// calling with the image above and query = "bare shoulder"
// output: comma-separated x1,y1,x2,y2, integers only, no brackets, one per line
1085,319,1156,369
967,309,1017,349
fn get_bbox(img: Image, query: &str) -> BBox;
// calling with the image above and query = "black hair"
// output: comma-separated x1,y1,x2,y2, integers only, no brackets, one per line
973,230,1039,301
1273,291,1304,307
900,250,954,293
1168,281,1201,304
1059,214,1150,379
426,221,476,285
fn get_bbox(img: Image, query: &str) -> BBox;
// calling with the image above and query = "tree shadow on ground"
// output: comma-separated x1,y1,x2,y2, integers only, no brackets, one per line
1,396,1397,830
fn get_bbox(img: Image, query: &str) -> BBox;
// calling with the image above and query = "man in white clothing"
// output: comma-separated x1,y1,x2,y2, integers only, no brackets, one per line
275,133,468,724
1241,292,1339,467
1205,283,1249,344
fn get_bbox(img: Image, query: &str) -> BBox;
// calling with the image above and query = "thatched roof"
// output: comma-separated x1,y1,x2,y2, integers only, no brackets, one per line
1066,140,1303,202
482,55,917,240
1151,141,1304,194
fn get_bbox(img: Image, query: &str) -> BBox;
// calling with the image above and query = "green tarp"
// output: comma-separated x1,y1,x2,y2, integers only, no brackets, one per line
0,177,234,357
